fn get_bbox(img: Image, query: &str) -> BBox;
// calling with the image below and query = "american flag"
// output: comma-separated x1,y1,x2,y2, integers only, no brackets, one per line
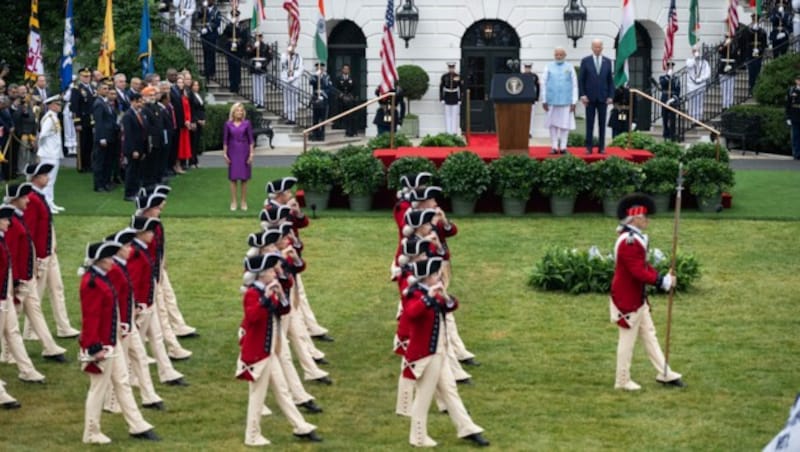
283,0,300,47
378,0,398,95
662,0,679,70
727,0,739,37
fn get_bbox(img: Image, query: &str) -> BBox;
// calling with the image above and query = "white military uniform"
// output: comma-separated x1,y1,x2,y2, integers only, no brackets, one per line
172,0,196,49
686,56,711,120
280,51,303,123
36,110,63,207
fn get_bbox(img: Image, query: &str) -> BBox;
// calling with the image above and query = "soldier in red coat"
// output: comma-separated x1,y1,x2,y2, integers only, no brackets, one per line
403,257,489,448
0,204,22,408
237,253,321,446
78,240,159,444
5,183,66,361
23,163,80,339
610,194,685,391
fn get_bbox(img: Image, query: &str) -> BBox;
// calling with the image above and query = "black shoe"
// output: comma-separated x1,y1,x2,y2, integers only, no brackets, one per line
124,196,137,202
463,433,490,447
143,401,166,410
659,378,687,388
314,357,329,365
598,148,606,154
130,429,161,441
550,148,558,155
294,430,323,442
559,149,567,154
43,353,67,363
456,378,472,385
313,376,333,385
297,400,323,414
312,334,334,342
460,358,481,367
2,400,21,409
585,149,592,155
94,187,108,193
165,377,189,387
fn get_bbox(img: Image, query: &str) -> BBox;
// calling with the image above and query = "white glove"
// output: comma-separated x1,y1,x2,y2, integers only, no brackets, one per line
787,119,792,126
777,32,786,40
660,274,676,291
666,98,675,106
440,100,445,104
631,122,637,131
100,138,107,146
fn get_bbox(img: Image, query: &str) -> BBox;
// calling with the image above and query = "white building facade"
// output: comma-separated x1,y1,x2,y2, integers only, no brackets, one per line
255,0,741,137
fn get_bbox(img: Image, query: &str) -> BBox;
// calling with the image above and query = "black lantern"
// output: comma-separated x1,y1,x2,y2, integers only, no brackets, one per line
563,0,587,48
395,0,419,48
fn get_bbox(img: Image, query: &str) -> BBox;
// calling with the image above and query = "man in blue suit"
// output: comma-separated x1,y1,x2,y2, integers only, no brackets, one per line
578,39,615,154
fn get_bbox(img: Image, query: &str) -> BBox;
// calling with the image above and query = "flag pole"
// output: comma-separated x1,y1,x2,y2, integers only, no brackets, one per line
663,163,684,380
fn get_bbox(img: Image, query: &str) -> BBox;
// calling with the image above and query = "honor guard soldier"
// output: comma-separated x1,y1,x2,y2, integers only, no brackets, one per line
141,89,167,188
440,63,463,135
0,213,21,408
78,241,160,444
71,67,96,172
522,63,541,138
738,13,767,94
280,45,303,125
403,257,489,448
659,62,680,141
222,8,249,94
309,63,332,142
248,32,272,109
37,95,65,210
718,38,739,110
608,85,634,138
373,87,400,136
786,75,800,160
769,3,792,58
197,0,222,80
610,194,685,391
336,64,357,137
22,163,80,339
92,78,120,193
5,183,67,362
237,253,322,446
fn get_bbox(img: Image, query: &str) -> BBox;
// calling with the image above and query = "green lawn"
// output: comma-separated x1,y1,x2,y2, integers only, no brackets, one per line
1,168,799,451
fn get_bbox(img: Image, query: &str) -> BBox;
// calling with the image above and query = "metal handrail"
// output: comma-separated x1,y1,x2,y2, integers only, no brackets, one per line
302,92,396,153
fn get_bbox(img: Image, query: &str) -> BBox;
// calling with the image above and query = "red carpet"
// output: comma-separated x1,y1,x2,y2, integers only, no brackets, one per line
374,133,653,167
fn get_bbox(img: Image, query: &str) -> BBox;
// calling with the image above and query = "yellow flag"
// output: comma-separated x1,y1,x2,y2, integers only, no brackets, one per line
97,0,115,76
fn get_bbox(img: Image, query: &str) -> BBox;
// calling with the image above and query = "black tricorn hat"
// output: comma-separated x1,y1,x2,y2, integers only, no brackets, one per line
260,202,291,223
105,228,137,245
616,193,656,220
412,257,443,279
0,204,14,220
130,215,160,232
24,162,55,178
404,208,437,229
86,241,122,262
244,253,281,273
400,172,432,190
136,193,166,211
402,237,433,257
5,183,33,200
265,177,297,195
411,186,442,202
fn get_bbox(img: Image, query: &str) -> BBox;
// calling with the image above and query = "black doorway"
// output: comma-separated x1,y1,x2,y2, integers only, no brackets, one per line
328,20,367,132
616,22,653,131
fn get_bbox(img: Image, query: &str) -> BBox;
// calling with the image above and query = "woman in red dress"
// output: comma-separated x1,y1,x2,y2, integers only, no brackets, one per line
176,74,193,173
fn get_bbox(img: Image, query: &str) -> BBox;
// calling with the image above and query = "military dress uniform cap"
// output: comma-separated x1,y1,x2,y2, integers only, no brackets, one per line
665,61,675,68
260,202,291,223
5,183,33,200
404,208,437,229
44,94,63,104
523,63,532,68
86,241,122,262
412,257,443,279
105,228,137,245
265,177,297,195
244,253,281,273
101,77,114,87
24,163,55,178
616,193,656,220
79,67,92,76
130,215,161,232
136,193,166,211
411,186,442,202
0,204,15,219
400,172,432,190
446,62,456,67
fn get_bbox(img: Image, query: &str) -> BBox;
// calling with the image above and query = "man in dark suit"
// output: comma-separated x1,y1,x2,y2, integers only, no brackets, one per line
578,39,615,154
122,93,148,200
114,73,130,113
71,67,96,172
197,0,222,80
92,79,119,192
222,10,249,94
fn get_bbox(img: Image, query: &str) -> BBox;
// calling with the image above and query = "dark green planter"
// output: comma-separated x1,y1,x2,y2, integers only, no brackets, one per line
697,193,722,213
549,195,576,216
348,194,372,212
652,193,670,214
602,197,620,217
502,197,527,216
303,190,330,211
450,196,476,215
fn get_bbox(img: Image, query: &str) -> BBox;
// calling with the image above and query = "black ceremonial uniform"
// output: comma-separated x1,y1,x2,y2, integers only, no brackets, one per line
439,72,462,105
92,96,119,191
786,84,800,160
142,102,165,187
309,71,331,141
659,74,680,141
198,4,222,80
247,41,271,75
336,72,357,136
71,82,95,172
223,22,249,93
608,86,634,138
122,107,148,198
737,24,767,94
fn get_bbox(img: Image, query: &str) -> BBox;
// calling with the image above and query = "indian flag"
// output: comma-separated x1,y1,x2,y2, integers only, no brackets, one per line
315,0,328,62
614,0,636,87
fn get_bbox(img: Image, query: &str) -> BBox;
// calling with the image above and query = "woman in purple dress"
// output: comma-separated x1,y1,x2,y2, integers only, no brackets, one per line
223,102,254,211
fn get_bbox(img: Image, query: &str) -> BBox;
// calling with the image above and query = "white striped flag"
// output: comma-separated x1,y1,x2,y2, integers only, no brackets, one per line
727,0,739,37
614,0,636,87
315,0,328,62
378,0,398,95
663,0,679,70
283,0,300,47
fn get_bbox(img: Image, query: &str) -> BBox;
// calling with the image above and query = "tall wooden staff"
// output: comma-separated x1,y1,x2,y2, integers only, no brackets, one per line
663,163,684,379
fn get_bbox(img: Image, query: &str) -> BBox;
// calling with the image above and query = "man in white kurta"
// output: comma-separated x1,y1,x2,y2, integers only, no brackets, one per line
542,47,579,154
36,96,65,212
686,48,711,121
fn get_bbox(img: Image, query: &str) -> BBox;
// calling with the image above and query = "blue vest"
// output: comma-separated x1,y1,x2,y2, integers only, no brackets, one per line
546,62,574,106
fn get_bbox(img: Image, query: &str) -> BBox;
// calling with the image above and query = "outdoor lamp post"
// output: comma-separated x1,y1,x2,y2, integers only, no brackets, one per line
563,0,587,48
396,0,419,48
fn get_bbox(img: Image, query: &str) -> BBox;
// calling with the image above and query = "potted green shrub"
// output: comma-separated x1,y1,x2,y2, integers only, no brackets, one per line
397,65,430,138
682,142,730,164
335,144,371,160
291,148,338,211
649,141,684,160
438,151,490,215
609,131,657,150
538,154,590,216
420,133,467,147
489,155,539,216
640,157,681,213
386,156,437,193
338,151,385,211
684,158,735,212
366,132,412,151
589,157,645,216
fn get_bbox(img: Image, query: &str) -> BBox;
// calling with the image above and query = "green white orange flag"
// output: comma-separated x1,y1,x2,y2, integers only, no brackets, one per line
315,0,328,62
689,0,700,46
614,0,636,87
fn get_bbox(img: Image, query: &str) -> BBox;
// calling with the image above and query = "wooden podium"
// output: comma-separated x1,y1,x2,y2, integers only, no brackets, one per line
490,74,538,156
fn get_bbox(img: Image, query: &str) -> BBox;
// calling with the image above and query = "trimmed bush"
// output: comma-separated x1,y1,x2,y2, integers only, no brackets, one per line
610,131,657,150
641,157,681,195
366,132,413,151
649,141,684,160
721,105,791,156
489,155,539,199
683,142,730,164
386,157,437,192
291,148,338,193
339,152,385,196
588,157,645,200
754,52,800,107
419,133,467,147
397,65,430,114
335,144,371,160
538,154,591,197
684,158,736,198
438,151,490,201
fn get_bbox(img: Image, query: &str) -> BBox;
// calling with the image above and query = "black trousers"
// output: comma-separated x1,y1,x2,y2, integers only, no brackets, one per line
662,110,676,140
124,155,143,198
341,99,356,136
166,130,177,172
584,100,608,151
312,103,328,140
747,59,762,94
79,121,93,172
228,55,242,93
190,127,202,165
92,140,115,190
202,37,217,79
